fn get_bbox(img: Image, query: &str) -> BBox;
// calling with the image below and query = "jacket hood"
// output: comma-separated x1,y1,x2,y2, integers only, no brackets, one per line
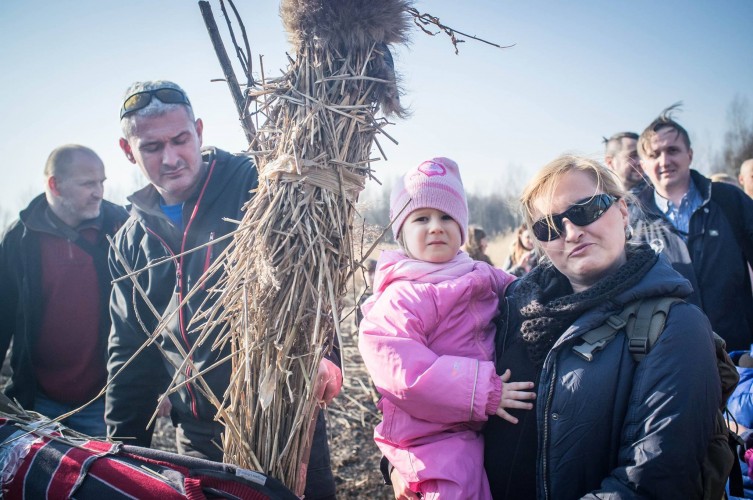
611,251,693,305
551,252,694,346
690,169,712,204
363,249,476,317
18,193,107,239
372,249,475,292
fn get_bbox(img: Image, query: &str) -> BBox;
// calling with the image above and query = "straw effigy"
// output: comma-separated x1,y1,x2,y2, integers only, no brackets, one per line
190,0,412,493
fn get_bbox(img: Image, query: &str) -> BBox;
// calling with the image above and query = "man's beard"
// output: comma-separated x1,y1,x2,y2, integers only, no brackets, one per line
58,196,101,226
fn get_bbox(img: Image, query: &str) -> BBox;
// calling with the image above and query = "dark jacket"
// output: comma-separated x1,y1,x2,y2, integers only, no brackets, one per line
637,170,753,351
0,195,127,409
106,148,258,444
486,255,720,499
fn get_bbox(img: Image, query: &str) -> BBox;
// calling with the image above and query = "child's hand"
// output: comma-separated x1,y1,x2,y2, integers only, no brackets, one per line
495,368,536,424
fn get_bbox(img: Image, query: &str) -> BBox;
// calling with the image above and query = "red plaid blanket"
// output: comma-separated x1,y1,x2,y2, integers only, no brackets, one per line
0,418,296,499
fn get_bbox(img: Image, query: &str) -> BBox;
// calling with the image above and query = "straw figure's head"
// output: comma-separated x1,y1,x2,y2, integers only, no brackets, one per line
390,157,468,262
279,0,411,117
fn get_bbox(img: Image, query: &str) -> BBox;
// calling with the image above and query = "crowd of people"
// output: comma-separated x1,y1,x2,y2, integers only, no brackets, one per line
1,80,753,500
357,106,753,499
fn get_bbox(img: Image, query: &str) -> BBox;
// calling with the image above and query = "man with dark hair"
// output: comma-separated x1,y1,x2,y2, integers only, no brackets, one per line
107,80,340,498
604,131,647,194
637,104,753,351
0,145,127,435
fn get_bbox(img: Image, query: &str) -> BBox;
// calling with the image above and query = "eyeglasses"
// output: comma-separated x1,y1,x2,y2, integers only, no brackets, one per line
119,88,191,119
531,193,617,242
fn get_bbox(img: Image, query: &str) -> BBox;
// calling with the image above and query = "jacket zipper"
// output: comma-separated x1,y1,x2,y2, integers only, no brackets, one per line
177,158,217,419
541,355,557,500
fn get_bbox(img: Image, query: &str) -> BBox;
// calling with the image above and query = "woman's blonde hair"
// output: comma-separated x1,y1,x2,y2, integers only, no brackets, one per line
520,155,635,254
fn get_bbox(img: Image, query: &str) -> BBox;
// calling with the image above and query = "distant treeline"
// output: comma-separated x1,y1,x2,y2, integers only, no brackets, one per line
359,190,522,243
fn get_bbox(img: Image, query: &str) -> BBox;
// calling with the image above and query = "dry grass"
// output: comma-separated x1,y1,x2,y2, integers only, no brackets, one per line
486,231,516,269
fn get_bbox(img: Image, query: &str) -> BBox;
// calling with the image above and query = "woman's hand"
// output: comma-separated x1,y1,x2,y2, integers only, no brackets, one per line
496,368,536,424
390,467,419,499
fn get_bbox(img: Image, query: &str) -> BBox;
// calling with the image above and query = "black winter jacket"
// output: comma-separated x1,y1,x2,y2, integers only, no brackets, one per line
637,170,753,351
0,195,127,409
485,255,720,499
106,148,258,445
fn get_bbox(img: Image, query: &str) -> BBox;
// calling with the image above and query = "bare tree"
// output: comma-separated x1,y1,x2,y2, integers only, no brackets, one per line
713,95,753,176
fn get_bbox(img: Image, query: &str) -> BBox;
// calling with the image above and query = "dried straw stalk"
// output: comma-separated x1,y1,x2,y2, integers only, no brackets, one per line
192,0,412,492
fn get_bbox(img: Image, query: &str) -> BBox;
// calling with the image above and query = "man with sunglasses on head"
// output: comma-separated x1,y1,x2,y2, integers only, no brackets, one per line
0,145,127,436
636,104,753,352
107,80,339,498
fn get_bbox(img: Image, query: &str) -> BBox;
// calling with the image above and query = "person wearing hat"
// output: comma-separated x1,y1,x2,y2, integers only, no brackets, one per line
358,157,535,499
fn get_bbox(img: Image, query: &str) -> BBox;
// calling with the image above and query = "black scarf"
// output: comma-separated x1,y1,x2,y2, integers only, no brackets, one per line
515,245,658,366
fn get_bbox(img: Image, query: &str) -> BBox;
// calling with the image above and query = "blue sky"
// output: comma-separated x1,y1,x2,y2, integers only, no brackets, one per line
1,0,751,218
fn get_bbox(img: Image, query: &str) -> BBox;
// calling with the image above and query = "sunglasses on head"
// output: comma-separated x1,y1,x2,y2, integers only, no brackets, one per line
119,88,191,119
532,193,617,242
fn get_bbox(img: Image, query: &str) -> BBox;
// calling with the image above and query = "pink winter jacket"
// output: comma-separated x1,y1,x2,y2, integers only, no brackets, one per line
359,250,515,449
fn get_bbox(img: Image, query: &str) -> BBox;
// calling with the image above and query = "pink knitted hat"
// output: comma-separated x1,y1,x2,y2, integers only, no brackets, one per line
390,157,469,243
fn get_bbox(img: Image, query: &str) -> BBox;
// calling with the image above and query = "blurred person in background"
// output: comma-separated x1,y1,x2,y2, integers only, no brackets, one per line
604,131,648,195
465,225,494,265
740,159,753,198
503,223,538,277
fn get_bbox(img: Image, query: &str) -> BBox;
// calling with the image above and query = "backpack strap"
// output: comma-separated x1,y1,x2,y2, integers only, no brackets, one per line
572,301,639,362
572,297,682,362
624,297,683,362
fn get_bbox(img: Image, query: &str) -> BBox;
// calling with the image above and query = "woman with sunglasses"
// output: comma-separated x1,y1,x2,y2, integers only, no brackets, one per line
483,155,721,499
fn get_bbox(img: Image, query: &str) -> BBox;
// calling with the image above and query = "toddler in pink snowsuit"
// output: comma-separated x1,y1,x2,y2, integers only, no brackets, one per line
359,158,535,499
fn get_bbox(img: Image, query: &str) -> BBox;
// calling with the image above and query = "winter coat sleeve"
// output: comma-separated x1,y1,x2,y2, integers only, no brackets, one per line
491,266,517,296
583,303,720,499
105,232,171,447
358,284,501,424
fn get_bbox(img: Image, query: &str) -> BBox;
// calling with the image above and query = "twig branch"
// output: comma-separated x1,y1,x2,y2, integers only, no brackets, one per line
199,0,256,144
407,7,514,54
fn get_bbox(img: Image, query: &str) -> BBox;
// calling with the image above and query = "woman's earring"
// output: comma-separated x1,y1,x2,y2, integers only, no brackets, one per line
624,224,634,241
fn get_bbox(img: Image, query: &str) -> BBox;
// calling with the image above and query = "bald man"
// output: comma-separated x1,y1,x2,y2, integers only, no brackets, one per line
0,145,127,435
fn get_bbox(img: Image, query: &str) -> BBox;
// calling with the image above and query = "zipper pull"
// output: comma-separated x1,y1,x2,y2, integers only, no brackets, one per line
203,232,216,274
175,262,182,294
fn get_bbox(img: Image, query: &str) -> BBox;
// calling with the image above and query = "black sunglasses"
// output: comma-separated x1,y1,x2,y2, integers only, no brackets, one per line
532,193,617,242
119,88,191,119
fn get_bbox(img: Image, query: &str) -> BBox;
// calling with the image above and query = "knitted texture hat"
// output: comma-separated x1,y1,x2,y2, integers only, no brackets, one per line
390,157,469,243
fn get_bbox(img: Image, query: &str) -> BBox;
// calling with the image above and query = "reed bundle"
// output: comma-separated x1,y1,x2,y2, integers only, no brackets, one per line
192,0,412,492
